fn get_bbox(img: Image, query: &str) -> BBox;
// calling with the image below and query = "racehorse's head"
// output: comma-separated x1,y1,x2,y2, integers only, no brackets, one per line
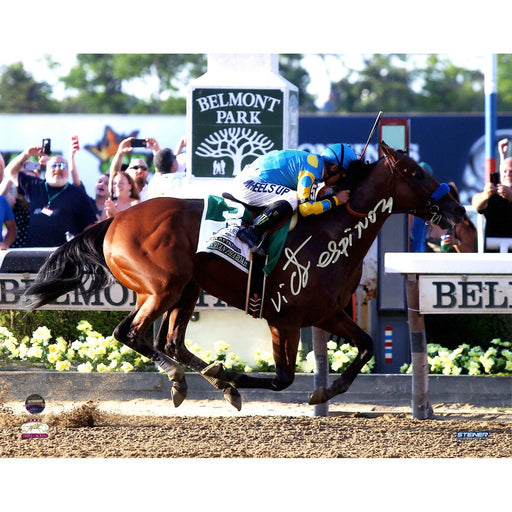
380,141,466,229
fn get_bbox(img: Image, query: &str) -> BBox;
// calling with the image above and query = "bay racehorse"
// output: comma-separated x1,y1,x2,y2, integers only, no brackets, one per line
25,142,466,410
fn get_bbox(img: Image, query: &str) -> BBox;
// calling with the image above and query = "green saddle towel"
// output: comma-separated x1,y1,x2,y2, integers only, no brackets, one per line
197,195,291,275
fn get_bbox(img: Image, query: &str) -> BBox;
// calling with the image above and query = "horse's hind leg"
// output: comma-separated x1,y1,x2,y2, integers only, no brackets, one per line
308,311,374,405
114,310,188,407
158,282,242,411
203,321,302,392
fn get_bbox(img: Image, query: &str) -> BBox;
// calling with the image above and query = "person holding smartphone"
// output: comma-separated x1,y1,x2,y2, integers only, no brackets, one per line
4,144,97,247
472,156,512,250
109,136,160,201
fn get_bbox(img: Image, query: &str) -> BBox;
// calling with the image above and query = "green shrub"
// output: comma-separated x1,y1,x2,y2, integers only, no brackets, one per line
425,314,512,349
0,310,125,341
400,339,512,376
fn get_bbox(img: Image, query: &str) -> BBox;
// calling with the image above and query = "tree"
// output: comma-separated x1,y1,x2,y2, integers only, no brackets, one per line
0,62,58,113
417,55,483,112
324,54,485,114
59,54,207,114
278,54,318,112
326,54,417,113
497,54,512,111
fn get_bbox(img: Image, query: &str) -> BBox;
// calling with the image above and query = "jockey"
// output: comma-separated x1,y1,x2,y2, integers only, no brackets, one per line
227,143,356,255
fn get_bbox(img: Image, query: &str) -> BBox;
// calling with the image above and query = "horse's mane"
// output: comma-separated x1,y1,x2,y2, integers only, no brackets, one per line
335,158,377,192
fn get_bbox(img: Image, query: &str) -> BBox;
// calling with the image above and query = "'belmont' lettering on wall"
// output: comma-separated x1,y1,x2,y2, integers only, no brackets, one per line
0,274,233,311
419,275,512,313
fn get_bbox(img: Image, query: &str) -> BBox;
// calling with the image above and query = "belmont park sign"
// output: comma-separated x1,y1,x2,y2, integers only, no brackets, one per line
190,87,298,178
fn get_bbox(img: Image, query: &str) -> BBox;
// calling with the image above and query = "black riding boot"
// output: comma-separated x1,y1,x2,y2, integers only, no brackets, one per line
237,200,293,255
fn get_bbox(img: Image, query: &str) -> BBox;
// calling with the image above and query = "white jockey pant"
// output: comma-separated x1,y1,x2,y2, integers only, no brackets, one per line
230,168,298,209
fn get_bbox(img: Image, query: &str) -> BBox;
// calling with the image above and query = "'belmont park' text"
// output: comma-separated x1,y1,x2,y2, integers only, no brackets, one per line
419,275,512,314
195,92,281,125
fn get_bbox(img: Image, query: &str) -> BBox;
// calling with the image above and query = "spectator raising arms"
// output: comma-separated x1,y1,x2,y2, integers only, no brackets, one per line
0,153,17,250
147,148,187,199
109,136,160,201
4,145,97,247
472,156,512,250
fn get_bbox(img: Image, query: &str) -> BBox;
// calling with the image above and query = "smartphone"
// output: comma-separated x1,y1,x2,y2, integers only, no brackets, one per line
25,161,40,171
42,138,51,156
72,135,80,150
490,171,500,185
130,138,147,148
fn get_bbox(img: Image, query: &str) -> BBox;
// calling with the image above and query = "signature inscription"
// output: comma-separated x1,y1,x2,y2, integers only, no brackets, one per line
271,236,312,312
317,197,393,268
270,197,393,313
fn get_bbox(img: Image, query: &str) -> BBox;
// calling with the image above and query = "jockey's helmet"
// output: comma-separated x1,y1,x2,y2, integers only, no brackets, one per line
320,144,357,175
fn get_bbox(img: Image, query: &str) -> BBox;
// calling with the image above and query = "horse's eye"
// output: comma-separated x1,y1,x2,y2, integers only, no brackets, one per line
411,168,424,179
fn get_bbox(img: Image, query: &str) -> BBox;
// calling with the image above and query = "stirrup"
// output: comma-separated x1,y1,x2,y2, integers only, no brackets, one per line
237,227,266,256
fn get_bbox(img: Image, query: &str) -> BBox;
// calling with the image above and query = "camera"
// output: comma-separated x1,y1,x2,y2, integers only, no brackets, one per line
42,138,51,156
24,161,40,171
130,138,147,148
490,171,500,185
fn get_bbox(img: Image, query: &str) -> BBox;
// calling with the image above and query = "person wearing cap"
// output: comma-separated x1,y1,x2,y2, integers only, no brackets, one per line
226,144,355,255
147,147,187,199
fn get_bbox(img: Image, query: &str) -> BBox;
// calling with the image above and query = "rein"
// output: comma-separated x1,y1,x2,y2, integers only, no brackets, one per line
345,156,450,223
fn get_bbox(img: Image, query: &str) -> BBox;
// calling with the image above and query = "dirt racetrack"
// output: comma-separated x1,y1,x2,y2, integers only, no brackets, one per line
1,399,511,458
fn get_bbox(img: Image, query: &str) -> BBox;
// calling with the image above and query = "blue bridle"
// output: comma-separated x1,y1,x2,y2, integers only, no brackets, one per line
430,182,450,202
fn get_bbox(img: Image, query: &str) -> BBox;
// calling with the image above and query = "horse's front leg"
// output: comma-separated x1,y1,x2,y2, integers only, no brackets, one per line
308,310,374,405
160,282,243,411
113,309,188,407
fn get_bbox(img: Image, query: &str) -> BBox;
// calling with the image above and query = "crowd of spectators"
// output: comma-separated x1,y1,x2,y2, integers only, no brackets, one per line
0,134,187,249
1,133,511,253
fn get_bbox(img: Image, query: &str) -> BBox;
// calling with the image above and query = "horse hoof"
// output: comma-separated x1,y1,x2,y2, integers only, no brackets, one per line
308,386,328,405
223,387,242,411
202,361,224,379
171,380,188,408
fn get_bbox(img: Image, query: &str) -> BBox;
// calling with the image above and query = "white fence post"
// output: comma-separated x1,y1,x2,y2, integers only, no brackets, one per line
405,274,432,419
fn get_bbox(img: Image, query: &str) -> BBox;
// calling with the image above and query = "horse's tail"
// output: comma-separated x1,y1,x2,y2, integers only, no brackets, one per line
24,218,115,310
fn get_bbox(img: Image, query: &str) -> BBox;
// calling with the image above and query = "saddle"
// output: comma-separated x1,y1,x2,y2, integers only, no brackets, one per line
197,194,292,317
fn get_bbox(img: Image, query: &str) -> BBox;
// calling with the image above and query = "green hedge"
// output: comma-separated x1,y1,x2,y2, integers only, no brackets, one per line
425,314,512,349
0,310,125,340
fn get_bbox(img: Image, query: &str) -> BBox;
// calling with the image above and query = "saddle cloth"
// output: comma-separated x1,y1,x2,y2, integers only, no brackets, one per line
196,195,290,275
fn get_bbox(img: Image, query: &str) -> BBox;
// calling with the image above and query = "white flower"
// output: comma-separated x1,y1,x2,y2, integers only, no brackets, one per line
27,345,43,359
31,326,52,346
77,362,94,373
327,340,338,351
214,341,230,354
71,340,83,351
467,361,481,376
55,360,71,371
120,361,134,373
47,352,59,364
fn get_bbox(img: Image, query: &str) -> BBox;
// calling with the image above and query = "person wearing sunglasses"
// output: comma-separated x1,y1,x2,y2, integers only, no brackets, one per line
4,145,97,247
109,136,160,201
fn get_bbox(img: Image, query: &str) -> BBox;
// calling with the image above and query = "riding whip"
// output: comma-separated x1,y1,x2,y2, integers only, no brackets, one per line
360,110,383,160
